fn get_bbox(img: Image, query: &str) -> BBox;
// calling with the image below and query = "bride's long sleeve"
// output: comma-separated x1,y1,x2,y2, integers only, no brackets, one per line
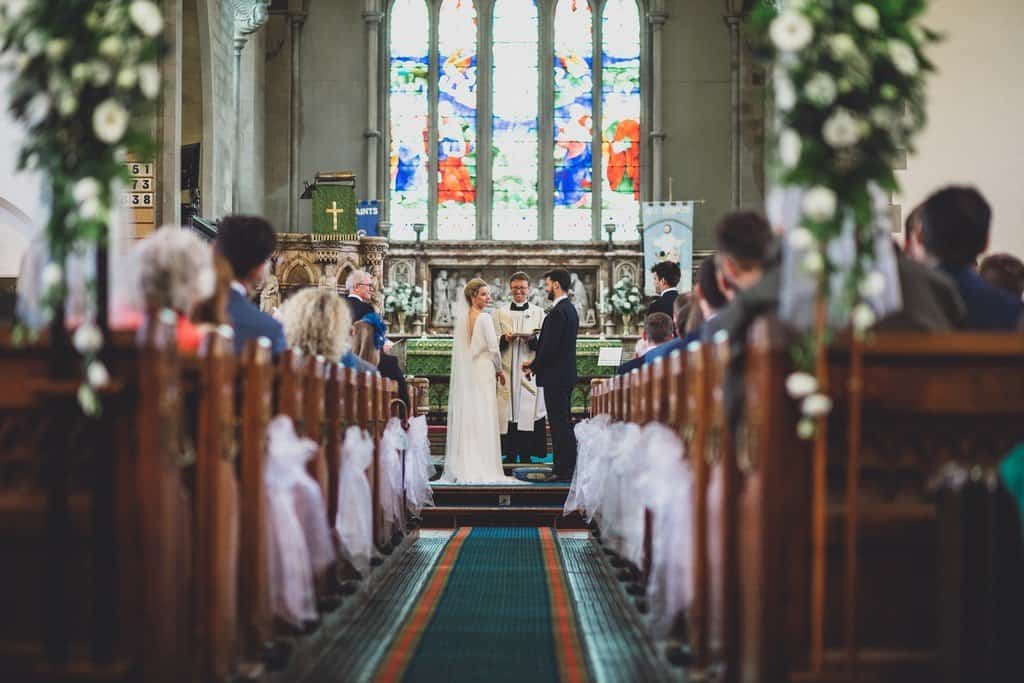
475,314,502,373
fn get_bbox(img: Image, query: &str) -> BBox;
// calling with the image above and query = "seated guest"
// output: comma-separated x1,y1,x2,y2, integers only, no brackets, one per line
351,320,411,410
617,312,674,375
216,215,287,354
648,261,681,316
190,254,233,334
979,253,1024,301
278,286,378,375
647,257,729,365
119,226,217,352
345,270,377,321
907,186,1023,330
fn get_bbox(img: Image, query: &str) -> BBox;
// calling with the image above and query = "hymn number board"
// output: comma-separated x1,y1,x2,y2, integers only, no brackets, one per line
122,159,156,237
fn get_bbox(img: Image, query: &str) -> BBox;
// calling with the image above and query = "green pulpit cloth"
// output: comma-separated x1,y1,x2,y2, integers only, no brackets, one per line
999,444,1024,535
312,184,356,234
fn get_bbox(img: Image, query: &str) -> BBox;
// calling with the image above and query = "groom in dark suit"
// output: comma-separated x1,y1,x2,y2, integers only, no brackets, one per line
523,269,579,482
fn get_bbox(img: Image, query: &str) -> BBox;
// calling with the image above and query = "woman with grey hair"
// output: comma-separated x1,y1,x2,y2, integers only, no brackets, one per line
278,287,377,373
118,226,217,352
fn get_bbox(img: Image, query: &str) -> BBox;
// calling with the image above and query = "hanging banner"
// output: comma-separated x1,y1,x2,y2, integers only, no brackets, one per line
356,200,380,237
641,201,694,296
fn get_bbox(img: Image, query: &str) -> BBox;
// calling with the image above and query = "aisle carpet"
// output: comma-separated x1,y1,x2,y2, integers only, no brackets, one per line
374,527,588,683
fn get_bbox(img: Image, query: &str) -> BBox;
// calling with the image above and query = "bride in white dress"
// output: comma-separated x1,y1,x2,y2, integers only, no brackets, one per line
441,278,520,484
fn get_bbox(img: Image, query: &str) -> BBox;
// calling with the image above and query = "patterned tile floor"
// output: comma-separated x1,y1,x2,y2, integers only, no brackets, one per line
294,529,677,683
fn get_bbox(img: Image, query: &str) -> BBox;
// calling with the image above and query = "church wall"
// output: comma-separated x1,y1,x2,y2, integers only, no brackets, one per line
899,0,1024,260
267,0,745,245
239,30,267,216
195,0,238,219
182,0,203,147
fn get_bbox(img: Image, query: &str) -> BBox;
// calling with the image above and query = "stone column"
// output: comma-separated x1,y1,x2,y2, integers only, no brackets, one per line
725,4,743,209
158,0,183,228
364,1,382,204
289,5,306,230
231,1,271,213
649,3,667,202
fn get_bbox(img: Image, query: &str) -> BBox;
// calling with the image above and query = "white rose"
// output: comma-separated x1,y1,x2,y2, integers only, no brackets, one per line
889,40,919,76
5,0,29,20
138,63,160,99
90,61,112,86
803,72,837,108
779,128,802,168
858,270,886,298
786,371,819,399
852,4,880,31
79,198,103,220
828,34,857,60
870,106,899,132
92,99,129,144
46,39,70,62
25,93,50,126
71,63,91,85
787,227,815,251
774,69,797,111
797,417,816,439
802,250,825,275
116,67,138,89
77,384,100,417
802,393,833,418
14,53,32,74
87,361,110,389
57,93,77,117
130,1,164,37
769,11,814,53
822,109,861,148
73,177,102,204
73,323,104,354
24,31,46,56
42,263,63,289
852,302,877,331
99,36,123,59
802,186,837,222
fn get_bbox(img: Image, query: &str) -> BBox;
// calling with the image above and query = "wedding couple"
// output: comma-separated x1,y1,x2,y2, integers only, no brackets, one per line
441,269,579,484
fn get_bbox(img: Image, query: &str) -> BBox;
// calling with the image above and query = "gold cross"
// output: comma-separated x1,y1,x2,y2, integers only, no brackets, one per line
325,200,345,232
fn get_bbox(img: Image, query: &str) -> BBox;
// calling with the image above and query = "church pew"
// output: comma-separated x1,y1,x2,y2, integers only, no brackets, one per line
0,321,194,682
238,338,274,658
302,355,329,504
682,341,711,671
705,332,740,682
324,364,346,529
193,329,240,682
275,349,304,431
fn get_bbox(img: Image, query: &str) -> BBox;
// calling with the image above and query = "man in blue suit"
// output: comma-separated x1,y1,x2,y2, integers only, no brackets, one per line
216,215,288,355
909,186,1023,331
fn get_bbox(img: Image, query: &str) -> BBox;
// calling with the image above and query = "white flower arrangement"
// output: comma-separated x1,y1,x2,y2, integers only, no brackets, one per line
1,0,165,416
605,276,643,317
382,281,425,315
752,0,938,437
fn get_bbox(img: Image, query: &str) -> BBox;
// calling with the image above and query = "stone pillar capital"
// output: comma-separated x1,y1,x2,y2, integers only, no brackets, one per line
649,11,668,29
231,0,271,53
363,10,383,25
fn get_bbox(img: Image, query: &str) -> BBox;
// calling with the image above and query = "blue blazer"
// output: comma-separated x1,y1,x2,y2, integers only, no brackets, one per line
226,289,288,355
942,266,1023,331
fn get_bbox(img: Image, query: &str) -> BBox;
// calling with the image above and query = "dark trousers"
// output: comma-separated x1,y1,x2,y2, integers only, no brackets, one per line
543,383,577,479
501,418,547,464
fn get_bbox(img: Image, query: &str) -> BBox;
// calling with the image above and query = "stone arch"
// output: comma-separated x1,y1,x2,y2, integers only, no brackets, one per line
282,259,316,287
336,258,360,293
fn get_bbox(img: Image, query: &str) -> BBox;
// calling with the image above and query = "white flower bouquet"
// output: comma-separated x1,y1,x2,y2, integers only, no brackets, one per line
1,0,166,415
605,276,643,317
382,281,424,316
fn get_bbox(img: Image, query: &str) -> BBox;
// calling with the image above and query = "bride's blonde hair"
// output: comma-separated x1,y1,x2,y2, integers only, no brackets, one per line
463,278,489,306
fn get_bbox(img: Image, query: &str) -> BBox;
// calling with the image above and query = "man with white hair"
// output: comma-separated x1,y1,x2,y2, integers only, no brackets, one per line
345,269,376,321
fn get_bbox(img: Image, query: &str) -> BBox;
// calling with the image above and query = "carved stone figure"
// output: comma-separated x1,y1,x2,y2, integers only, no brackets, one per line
433,269,453,326
259,272,280,313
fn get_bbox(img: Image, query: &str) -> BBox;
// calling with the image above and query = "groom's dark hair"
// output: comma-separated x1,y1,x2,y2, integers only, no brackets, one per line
544,269,571,293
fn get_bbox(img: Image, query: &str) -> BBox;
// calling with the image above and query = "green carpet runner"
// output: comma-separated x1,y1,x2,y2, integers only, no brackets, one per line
375,527,588,683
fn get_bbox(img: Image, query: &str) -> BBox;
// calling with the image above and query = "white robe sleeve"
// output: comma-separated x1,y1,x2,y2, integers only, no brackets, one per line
475,313,502,373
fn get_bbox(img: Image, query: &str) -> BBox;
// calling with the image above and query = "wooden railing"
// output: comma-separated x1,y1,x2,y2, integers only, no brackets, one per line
0,316,423,682
590,317,1024,682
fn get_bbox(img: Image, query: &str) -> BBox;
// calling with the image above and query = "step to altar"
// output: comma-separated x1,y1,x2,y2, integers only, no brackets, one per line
420,483,586,529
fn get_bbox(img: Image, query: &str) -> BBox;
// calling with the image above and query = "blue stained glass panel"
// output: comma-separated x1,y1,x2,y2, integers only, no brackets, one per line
553,0,593,241
491,0,539,240
437,0,478,240
388,0,430,241
601,0,641,239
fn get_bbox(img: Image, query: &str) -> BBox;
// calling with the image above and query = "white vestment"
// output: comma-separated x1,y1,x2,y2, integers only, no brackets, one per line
493,303,546,434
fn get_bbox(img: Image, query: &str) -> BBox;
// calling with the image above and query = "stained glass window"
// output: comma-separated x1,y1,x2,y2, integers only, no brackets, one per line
491,0,539,241
601,0,641,239
553,0,594,241
436,0,478,241
388,0,430,241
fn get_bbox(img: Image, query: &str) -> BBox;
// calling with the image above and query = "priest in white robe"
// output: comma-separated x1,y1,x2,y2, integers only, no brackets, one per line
493,272,547,465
